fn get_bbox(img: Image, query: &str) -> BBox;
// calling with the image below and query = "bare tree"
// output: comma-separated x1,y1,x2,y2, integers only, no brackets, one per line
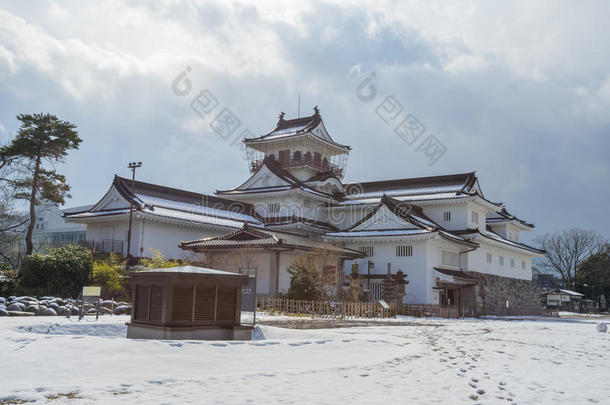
0,154,28,267
536,229,605,289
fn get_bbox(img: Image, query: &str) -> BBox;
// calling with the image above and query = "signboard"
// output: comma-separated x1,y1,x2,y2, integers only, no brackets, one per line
239,268,257,325
79,286,101,320
83,286,101,297
82,286,101,305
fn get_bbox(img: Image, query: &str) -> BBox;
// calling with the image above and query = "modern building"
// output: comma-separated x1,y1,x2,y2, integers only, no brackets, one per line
31,201,89,251
64,109,545,312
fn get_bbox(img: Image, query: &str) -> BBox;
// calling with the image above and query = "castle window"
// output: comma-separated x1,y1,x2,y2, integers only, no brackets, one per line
396,245,413,257
510,258,515,268
522,261,526,270
293,151,301,162
443,211,451,221
322,157,329,169
359,246,374,257
441,250,459,267
471,211,479,225
304,152,312,163
486,253,492,263
279,150,290,163
499,256,504,266
313,152,321,166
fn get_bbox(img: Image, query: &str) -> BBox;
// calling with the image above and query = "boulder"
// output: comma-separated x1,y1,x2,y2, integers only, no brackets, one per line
25,305,41,315
55,298,65,306
598,323,608,333
56,306,69,316
41,307,57,316
0,297,5,304
7,310,35,316
49,303,60,311
113,305,131,315
71,306,81,316
0,308,8,316
8,295,17,302
101,300,118,309
98,306,113,315
41,296,55,301
15,296,37,303
7,303,24,312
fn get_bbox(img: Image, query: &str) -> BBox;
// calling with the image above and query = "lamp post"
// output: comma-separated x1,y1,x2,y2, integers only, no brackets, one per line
126,161,142,265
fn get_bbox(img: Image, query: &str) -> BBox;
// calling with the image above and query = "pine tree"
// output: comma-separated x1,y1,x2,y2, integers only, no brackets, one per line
1,113,81,255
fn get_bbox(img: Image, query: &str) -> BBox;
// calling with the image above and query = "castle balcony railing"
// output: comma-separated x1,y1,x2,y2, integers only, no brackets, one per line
249,157,344,178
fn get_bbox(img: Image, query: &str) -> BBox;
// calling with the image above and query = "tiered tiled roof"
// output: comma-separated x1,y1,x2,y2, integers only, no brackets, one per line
217,157,336,199
486,207,534,228
325,195,478,247
339,172,501,207
243,112,350,150
180,224,364,258
452,228,545,254
63,176,262,229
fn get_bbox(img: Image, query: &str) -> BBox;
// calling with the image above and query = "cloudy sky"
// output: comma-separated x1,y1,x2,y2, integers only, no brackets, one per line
1,0,609,243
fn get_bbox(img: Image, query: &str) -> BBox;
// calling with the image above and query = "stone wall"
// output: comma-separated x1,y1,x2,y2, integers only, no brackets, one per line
461,271,544,316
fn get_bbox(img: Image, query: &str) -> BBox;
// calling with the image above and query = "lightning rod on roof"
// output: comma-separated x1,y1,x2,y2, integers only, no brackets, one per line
297,93,301,118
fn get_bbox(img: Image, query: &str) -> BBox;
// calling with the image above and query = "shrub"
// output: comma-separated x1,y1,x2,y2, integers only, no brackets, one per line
91,254,128,299
19,245,93,298
138,249,182,269
285,255,321,300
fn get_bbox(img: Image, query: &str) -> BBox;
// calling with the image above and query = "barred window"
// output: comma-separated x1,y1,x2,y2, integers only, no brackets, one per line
441,250,459,267
499,256,504,266
443,211,451,221
471,211,479,225
396,245,413,257
359,246,374,257
510,258,515,268
486,252,492,264
267,203,280,213
522,261,526,270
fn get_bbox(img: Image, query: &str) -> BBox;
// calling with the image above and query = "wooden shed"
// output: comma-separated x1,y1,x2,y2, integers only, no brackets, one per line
126,266,253,340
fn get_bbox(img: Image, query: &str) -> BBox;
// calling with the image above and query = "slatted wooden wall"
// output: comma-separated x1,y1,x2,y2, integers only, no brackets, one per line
170,284,237,324
172,285,194,322
149,286,163,321
194,286,216,322
134,284,150,321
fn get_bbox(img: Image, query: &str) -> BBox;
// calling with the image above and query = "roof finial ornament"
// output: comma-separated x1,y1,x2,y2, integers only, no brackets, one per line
313,105,320,115
278,112,286,122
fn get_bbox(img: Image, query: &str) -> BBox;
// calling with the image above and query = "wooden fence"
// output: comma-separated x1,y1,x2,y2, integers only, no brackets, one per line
395,304,461,318
257,297,393,319
256,298,559,319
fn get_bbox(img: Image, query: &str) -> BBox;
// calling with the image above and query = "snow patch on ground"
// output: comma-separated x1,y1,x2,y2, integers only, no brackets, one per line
1,315,609,404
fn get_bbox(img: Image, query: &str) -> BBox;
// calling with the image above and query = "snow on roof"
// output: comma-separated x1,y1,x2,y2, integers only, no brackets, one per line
478,229,544,254
143,206,248,229
558,289,584,296
136,194,261,224
134,266,244,276
339,193,468,206
325,229,431,238
65,208,131,218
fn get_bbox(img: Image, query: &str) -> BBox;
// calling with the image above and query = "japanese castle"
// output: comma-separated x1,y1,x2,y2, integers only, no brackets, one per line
64,108,544,309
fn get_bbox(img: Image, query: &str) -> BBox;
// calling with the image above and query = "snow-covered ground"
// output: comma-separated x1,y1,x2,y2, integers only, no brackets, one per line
1,315,609,404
